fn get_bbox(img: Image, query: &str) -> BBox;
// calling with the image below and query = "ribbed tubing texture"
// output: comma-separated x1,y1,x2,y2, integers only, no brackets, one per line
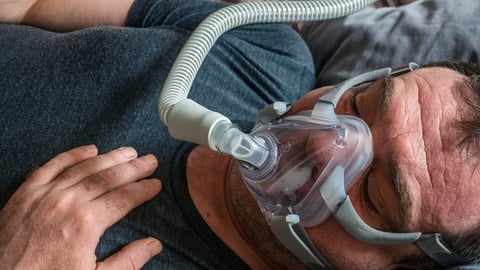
158,0,377,124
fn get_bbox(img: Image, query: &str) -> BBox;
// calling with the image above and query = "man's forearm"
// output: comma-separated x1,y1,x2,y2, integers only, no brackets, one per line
1,0,135,31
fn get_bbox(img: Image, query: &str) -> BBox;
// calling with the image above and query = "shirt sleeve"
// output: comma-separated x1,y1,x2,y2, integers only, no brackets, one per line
126,0,229,29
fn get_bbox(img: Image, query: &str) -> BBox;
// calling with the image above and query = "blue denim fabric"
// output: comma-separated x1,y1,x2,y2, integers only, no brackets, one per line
0,0,315,268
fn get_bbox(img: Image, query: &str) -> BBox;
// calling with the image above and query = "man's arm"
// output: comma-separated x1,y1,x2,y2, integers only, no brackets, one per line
0,0,134,31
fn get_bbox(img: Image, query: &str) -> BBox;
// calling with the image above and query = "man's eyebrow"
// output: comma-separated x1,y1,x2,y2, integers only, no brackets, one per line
381,76,413,225
388,155,413,228
380,76,394,115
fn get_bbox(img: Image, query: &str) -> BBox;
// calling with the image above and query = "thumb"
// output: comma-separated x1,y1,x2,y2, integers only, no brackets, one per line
96,238,162,270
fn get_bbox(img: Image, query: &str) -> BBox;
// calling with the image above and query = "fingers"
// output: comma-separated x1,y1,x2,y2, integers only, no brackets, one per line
90,178,162,228
71,154,158,200
54,147,139,189
24,145,162,235
97,238,162,270
25,145,98,187
55,146,162,229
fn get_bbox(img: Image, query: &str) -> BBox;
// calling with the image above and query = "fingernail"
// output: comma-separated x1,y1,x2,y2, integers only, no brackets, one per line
120,147,136,158
144,154,157,165
84,144,98,154
146,238,163,254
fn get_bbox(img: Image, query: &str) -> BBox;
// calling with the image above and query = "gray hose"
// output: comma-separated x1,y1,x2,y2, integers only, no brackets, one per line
157,0,376,163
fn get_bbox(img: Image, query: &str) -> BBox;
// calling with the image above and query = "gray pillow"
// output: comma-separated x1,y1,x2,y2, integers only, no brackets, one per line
300,0,480,86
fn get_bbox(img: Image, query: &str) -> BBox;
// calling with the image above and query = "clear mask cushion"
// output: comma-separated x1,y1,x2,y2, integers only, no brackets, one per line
239,111,373,227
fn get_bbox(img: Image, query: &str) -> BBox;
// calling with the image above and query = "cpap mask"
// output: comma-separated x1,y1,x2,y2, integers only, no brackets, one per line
240,99,373,228
239,82,374,269
157,0,468,268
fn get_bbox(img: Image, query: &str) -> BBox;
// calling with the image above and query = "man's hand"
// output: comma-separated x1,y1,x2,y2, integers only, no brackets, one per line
0,145,163,269
0,0,134,31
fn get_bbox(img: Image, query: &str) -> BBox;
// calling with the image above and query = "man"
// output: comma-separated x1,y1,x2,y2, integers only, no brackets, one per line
1,0,480,269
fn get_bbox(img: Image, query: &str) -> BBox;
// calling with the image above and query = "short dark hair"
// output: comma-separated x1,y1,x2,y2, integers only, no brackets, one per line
430,61,480,155
394,61,480,269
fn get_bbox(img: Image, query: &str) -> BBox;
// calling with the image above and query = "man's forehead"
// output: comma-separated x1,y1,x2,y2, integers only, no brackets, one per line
382,66,480,231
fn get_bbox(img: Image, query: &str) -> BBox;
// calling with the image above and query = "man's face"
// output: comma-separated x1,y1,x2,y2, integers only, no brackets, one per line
288,67,480,268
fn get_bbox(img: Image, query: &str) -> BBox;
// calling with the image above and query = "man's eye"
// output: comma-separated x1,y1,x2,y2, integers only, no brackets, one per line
361,170,379,214
349,84,369,117
350,90,361,117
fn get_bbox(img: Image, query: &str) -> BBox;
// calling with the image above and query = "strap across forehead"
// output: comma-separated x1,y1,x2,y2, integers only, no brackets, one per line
313,63,419,121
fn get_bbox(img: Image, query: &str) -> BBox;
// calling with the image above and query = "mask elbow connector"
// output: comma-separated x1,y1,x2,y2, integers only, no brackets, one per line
163,99,269,168
211,121,269,168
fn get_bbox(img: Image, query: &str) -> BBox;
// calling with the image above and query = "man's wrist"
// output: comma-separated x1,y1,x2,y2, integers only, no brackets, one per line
0,0,37,24
17,0,134,31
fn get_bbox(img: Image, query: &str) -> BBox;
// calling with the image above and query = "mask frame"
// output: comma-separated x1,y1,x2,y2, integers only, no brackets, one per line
243,63,467,269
